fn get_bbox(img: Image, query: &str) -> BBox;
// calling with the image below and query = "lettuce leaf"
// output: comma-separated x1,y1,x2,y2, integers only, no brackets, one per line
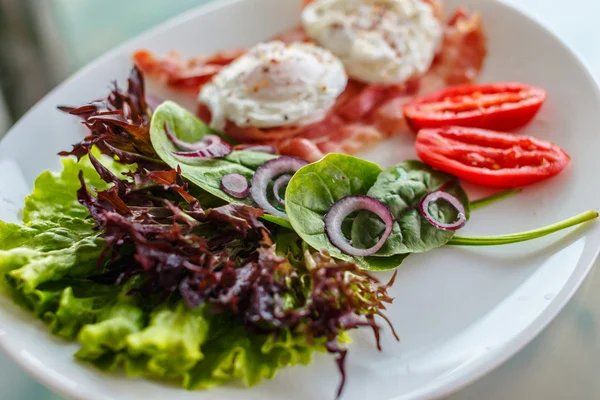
74,302,322,387
0,157,113,315
185,320,320,389
125,301,209,377
75,296,145,366
43,285,116,339
0,155,325,391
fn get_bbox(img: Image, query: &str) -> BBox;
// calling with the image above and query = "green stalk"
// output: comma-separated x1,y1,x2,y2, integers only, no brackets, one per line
449,210,599,246
470,189,522,210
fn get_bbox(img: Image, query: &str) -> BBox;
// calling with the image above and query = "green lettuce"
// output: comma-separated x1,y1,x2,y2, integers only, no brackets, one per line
0,156,112,317
184,314,319,389
0,155,323,390
74,302,321,388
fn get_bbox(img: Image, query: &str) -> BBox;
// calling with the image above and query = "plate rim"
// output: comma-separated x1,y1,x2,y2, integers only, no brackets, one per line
1,0,599,399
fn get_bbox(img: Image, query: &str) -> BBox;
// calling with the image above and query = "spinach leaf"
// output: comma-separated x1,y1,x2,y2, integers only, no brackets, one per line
149,101,289,228
285,153,407,270
359,254,411,272
351,161,470,256
150,101,277,205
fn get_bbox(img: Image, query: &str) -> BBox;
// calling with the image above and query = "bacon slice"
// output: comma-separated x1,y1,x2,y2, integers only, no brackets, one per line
374,95,414,136
202,81,411,157
278,138,324,162
133,48,245,92
276,125,384,162
339,84,398,121
316,124,385,155
419,8,487,94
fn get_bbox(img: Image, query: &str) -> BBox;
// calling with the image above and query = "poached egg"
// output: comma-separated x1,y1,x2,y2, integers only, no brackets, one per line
198,41,348,131
302,0,443,85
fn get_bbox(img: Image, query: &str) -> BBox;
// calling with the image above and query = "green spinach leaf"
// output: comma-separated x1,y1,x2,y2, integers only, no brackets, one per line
351,161,470,256
285,153,406,270
150,101,290,227
150,101,277,205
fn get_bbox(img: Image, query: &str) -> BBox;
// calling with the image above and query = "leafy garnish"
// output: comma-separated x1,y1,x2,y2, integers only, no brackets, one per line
351,161,470,256
0,150,398,397
284,154,383,267
285,154,430,270
59,67,161,166
0,156,116,314
150,101,277,204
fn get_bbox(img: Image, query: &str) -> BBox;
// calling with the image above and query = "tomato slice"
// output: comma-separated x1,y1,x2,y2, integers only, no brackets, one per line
415,126,570,188
404,83,547,132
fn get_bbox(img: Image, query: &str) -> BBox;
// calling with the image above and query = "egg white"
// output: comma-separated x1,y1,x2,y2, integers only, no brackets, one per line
302,0,442,85
198,41,348,131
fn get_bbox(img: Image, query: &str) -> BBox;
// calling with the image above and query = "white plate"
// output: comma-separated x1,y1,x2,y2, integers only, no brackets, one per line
1,0,599,399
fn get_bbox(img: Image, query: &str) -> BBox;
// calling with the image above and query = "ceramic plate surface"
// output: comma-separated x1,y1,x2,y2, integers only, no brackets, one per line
1,0,599,399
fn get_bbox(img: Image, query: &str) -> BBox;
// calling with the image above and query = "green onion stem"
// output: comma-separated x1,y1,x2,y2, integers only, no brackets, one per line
449,210,599,246
470,188,522,211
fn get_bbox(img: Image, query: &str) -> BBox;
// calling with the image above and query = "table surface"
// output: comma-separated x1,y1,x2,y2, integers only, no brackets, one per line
1,0,600,399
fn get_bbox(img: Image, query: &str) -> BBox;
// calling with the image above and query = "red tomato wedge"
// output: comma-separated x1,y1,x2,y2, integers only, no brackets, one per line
415,126,570,188
404,83,547,132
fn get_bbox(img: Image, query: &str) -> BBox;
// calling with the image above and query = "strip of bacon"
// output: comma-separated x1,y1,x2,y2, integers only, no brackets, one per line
418,8,487,94
277,138,324,162
133,48,245,92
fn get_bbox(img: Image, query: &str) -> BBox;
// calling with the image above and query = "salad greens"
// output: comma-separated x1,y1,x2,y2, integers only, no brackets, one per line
0,155,325,389
150,101,276,204
0,70,394,398
0,156,114,317
284,155,470,270
75,299,319,388
351,161,470,256
150,101,291,228
283,153,396,269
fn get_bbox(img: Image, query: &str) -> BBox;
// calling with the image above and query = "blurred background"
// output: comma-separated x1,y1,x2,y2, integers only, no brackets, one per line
0,0,211,137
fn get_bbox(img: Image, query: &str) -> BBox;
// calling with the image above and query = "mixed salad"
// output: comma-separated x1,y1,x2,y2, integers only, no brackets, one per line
0,0,597,398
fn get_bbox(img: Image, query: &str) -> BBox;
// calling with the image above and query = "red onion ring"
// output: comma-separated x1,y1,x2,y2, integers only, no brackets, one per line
170,138,232,162
165,122,209,151
221,174,249,199
324,195,394,257
273,174,292,206
234,144,277,154
250,157,308,219
420,191,466,231
165,122,233,161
